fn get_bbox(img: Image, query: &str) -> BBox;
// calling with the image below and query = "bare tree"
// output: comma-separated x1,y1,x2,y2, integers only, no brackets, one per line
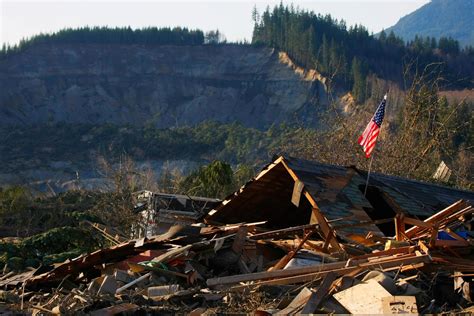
92,155,159,235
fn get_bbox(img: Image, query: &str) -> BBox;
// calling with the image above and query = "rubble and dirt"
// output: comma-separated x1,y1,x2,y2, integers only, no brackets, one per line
0,198,472,314
0,156,473,314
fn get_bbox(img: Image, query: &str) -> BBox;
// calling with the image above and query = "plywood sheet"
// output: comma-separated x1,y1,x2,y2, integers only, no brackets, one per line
333,279,392,314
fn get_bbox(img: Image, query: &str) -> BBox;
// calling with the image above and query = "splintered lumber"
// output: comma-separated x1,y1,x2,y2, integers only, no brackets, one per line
351,245,418,260
249,224,319,240
232,254,429,289
402,217,434,229
443,228,471,245
200,221,266,235
152,244,192,263
115,272,152,294
301,272,337,314
275,287,312,315
25,226,182,287
207,253,431,287
209,259,352,287
410,206,473,241
404,200,467,238
230,267,348,289
85,220,127,245
268,229,316,271
309,206,343,252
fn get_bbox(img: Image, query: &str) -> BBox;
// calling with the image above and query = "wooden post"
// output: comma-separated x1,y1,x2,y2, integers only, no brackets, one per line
428,224,439,248
395,213,405,241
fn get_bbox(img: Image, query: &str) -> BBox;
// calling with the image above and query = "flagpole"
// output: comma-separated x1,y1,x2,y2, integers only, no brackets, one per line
362,92,388,197
363,154,374,196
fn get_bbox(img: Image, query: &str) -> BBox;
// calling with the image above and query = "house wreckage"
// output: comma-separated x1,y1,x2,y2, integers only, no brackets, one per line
0,155,473,314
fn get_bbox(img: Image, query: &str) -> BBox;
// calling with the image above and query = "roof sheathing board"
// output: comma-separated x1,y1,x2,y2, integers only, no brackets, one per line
366,172,474,218
284,157,385,236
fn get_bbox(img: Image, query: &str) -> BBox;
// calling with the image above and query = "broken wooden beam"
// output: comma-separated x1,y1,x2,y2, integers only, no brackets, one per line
275,287,312,315
208,253,431,287
300,272,337,314
405,200,467,238
395,213,406,242
249,224,319,240
268,229,316,271
116,272,152,294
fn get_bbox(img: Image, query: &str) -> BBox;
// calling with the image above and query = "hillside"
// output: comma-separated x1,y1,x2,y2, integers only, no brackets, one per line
0,24,471,191
385,0,474,47
0,43,328,129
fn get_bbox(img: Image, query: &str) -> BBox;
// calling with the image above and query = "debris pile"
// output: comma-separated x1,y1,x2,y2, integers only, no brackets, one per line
1,156,473,314
0,199,473,314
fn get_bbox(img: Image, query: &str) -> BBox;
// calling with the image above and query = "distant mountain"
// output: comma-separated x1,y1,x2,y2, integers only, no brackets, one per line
385,0,474,47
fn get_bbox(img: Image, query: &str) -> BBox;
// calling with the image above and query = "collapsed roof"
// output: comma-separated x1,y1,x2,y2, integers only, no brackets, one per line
206,156,474,243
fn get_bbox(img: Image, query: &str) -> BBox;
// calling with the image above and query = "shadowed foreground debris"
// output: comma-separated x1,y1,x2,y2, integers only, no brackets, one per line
0,156,473,314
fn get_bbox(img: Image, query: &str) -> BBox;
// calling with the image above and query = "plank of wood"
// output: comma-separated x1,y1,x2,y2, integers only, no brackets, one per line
275,287,312,315
417,241,430,255
409,206,473,240
220,254,430,289
249,224,319,240
291,179,304,207
309,205,343,252
323,228,335,251
351,246,418,260
399,262,426,273
116,272,152,294
268,229,316,271
405,200,466,238
395,214,406,242
403,217,434,229
207,259,357,287
152,244,192,263
230,268,346,290
200,221,267,235
445,228,469,243
301,272,337,314
428,226,439,248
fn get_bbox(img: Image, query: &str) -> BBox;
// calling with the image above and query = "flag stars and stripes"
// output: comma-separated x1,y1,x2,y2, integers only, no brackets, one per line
358,95,387,158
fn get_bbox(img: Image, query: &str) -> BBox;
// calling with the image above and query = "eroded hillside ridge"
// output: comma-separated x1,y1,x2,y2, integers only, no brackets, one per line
0,44,329,128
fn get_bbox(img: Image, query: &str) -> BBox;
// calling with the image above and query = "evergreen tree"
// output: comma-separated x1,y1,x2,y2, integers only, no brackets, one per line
351,57,367,103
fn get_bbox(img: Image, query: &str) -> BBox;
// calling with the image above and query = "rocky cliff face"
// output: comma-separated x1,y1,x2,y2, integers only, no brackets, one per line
0,44,329,128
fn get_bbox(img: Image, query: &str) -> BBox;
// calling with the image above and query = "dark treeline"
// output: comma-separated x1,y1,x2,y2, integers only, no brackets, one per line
0,26,205,58
252,4,474,102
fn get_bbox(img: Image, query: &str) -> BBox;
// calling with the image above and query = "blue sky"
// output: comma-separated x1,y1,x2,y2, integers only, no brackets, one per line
1,0,429,45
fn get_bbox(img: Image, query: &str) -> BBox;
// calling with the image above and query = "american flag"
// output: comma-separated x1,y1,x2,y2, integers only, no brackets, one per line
358,95,386,158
